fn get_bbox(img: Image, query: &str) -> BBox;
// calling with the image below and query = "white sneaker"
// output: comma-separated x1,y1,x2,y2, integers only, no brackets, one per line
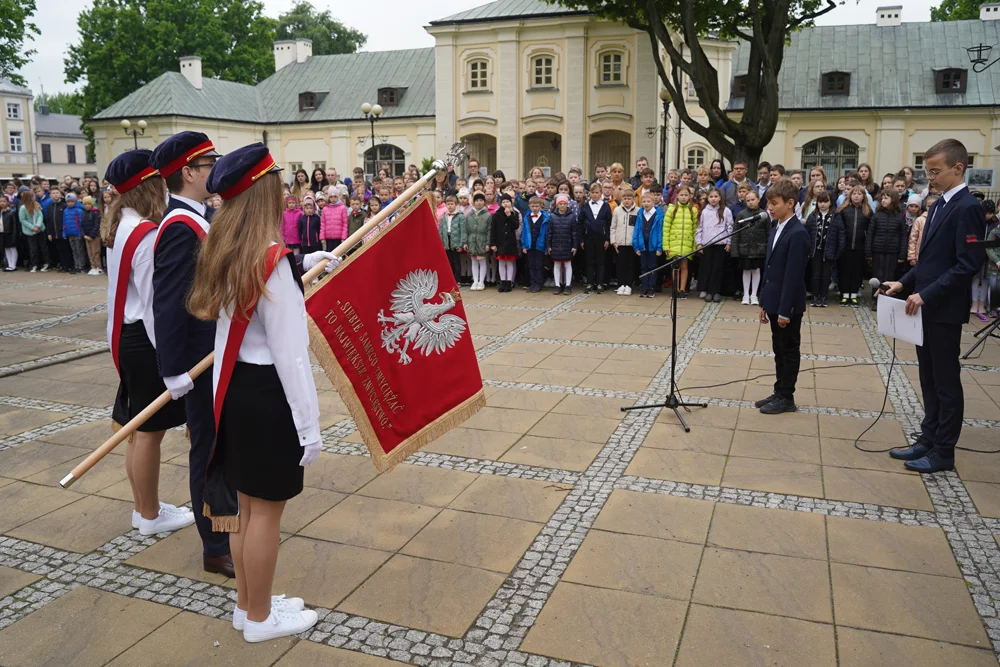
616,285,625,295
623,286,632,296
232,595,306,631
139,507,196,536
750,295,759,306
30,267,37,273
699,292,707,299
40,264,49,272
243,606,318,643
741,296,750,305
132,502,186,529
476,282,484,291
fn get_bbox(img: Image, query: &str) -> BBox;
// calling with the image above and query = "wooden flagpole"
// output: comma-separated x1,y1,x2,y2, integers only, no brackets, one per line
60,146,466,489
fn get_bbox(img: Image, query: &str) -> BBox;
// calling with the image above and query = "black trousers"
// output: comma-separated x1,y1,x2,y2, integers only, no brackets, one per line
527,249,544,288
810,257,834,299
186,369,231,557
585,238,605,287
916,320,963,456
769,312,802,400
55,238,72,270
26,233,49,268
838,247,865,295
871,253,898,294
324,239,341,252
616,246,635,287
699,245,726,296
446,249,461,283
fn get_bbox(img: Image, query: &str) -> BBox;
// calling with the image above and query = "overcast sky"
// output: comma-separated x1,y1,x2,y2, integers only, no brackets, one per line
23,0,939,95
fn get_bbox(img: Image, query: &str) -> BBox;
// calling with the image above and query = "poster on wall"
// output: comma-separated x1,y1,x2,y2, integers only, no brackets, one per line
966,168,995,189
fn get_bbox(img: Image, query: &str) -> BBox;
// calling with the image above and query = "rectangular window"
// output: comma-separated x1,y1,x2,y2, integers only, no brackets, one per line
936,69,967,94
917,153,975,168
67,145,76,164
469,60,488,90
600,53,622,84
686,77,698,99
533,57,553,87
6,103,20,120
289,162,302,173
9,131,23,153
313,162,326,172
821,72,850,96
733,75,748,97
41,143,51,163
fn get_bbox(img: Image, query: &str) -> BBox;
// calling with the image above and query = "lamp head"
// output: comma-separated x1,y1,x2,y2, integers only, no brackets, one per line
120,119,131,130
136,120,147,130
361,102,372,115
372,104,383,116
659,88,671,102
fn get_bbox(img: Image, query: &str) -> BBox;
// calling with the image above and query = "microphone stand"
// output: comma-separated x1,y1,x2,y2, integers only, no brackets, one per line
621,216,761,431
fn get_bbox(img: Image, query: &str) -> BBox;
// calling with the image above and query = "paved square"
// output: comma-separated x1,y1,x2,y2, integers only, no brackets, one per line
1,271,998,666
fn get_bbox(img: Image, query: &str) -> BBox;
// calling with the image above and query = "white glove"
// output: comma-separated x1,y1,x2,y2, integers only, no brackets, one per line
163,373,194,400
299,438,322,466
302,251,341,274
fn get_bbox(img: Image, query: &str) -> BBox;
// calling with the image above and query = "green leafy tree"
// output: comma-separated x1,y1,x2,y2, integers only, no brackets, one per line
276,2,366,55
65,0,277,123
0,0,39,87
547,0,838,169
34,91,85,115
931,0,991,20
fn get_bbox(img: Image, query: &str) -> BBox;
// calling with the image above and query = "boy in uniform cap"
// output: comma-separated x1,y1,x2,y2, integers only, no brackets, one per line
148,132,234,576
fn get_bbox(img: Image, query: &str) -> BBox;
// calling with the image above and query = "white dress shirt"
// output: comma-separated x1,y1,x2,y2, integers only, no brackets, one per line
772,217,793,249
212,252,321,446
106,208,157,348
169,193,207,218
589,199,604,215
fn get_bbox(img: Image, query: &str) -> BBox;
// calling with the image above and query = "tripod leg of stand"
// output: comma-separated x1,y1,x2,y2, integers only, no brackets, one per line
962,317,1000,359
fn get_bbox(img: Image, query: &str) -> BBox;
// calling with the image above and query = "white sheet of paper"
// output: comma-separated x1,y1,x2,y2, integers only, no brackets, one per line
877,295,923,346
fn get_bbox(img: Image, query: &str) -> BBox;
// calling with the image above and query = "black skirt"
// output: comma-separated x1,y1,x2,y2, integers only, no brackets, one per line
112,322,186,432
219,361,304,501
740,257,764,270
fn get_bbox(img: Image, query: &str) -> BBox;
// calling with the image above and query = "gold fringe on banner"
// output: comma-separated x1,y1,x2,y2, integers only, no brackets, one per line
202,502,240,533
110,420,135,443
304,194,486,472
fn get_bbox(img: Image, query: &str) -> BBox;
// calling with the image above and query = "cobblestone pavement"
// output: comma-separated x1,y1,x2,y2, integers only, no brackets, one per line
1,271,1000,666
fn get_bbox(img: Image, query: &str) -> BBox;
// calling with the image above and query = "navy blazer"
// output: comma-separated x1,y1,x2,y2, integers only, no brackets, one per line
759,216,809,318
578,200,612,241
152,197,216,377
900,186,985,325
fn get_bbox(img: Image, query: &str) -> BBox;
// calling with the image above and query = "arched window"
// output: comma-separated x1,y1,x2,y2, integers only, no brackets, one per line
364,144,406,177
599,51,623,84
801,137,859,177
469,59,489,91
532,55,554,87
686,147,707,170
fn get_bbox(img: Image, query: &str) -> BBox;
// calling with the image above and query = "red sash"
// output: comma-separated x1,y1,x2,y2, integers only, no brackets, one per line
110,221,157,374
154,213,206,253
213,245,291,432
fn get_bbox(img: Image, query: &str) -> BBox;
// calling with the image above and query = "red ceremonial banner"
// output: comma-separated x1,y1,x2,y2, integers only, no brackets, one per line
305,195,486,471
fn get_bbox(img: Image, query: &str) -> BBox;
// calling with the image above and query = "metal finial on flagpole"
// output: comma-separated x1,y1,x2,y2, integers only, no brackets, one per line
444,142,467,171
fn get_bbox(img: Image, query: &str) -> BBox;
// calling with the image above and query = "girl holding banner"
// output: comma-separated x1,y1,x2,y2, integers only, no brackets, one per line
188,143,320,642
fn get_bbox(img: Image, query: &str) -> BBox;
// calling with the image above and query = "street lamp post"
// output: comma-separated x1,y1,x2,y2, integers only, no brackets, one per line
120,119,147,150
967,43,1000,72
361,103,383,173
658,89,671,186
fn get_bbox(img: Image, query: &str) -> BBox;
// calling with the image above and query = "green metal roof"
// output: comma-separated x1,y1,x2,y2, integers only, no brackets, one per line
92,48,435,124
430,0,589,25
93,72,263,122
728,18,1000,111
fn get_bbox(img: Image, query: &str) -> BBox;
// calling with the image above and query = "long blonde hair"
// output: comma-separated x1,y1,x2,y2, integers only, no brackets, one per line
188,172,284,322
101,177,166,247
837,185,873,217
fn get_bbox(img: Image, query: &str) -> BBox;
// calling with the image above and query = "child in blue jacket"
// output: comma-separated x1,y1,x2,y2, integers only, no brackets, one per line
521,196,549,293
632,191,664,298
61,193,86,273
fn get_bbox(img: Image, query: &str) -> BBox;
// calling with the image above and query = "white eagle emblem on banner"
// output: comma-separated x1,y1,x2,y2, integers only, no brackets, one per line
377,269,466,365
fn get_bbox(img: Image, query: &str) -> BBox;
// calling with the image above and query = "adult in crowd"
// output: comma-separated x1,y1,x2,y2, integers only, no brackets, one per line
882,139,986,473
719,160,754,208
309,168,328,194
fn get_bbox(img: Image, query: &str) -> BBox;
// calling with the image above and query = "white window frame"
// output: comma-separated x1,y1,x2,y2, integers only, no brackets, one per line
6,102,20,120
313,161,326,172
599,51,623,84
686,147,707,170
67,145,76,164
289,162,302,174
9,131,23,153
686,77,698,100
532,55,554,88
41,143,51,163
469,59,489,91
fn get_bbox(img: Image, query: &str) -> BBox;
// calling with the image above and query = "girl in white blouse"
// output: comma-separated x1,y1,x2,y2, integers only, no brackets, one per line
189,143,321,643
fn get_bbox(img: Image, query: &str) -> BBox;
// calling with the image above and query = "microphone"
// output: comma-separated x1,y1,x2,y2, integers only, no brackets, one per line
869,277,892,293
740,210,770,226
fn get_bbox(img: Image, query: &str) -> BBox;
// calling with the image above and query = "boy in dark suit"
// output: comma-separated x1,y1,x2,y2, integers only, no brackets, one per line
756,178,809,415
882,139,986,473
579,181,612,293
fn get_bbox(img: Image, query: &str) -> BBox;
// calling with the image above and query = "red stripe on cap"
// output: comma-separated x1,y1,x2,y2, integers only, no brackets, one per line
219,154,277,200
159,140,216,178
115,166,159,194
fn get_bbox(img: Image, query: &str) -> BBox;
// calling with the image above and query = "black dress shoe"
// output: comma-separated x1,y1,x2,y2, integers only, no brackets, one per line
204,554,235,578
903,451,955,474
760,396,797,414
889,440,933,461
754,393,781,408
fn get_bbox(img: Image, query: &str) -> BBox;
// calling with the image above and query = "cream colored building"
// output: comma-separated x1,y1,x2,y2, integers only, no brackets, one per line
35,107,92,181
0,79,36,179
90,0,1000,189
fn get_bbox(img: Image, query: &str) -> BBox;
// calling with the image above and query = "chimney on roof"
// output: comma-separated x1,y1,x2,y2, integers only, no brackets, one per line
982,2,1000,20
876,5,902,27
39,104,49,115
180,55,202,90
273,39,312,71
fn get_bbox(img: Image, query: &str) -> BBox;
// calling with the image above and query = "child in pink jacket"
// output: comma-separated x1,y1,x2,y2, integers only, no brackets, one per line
281,195,302,249
320,187,348,252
